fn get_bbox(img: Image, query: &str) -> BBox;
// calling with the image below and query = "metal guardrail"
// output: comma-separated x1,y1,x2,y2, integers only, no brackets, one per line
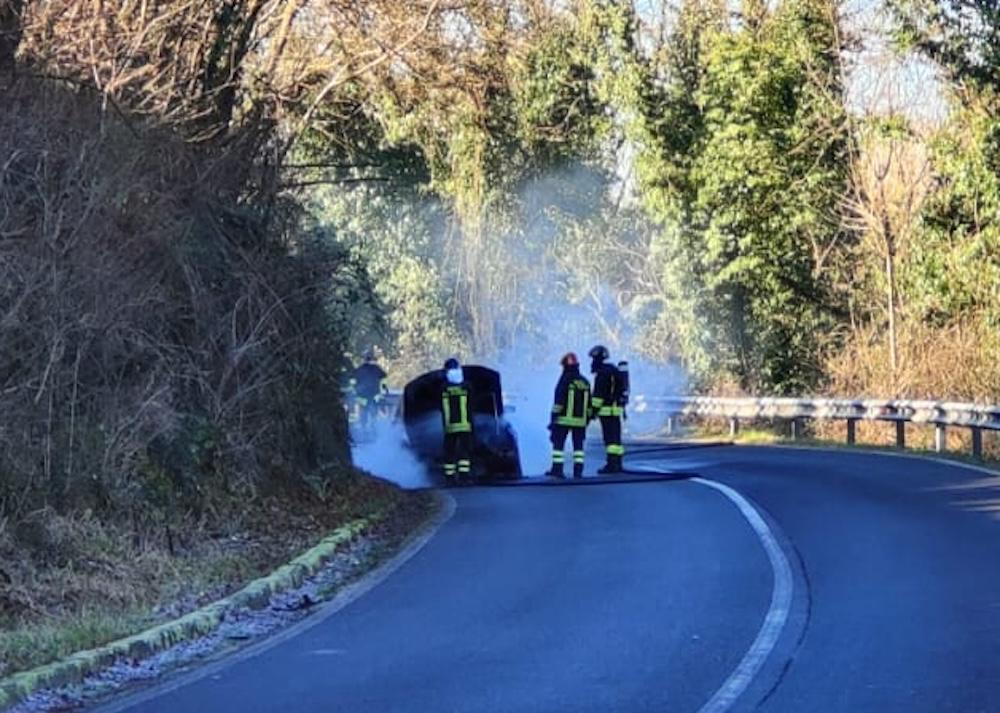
374,389,997,458
634,396,1000,459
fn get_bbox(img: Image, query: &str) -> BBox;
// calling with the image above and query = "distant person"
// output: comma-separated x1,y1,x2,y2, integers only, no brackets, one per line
547,352,591,479
589,345,625,474
351,350,388,429
441,357,473,485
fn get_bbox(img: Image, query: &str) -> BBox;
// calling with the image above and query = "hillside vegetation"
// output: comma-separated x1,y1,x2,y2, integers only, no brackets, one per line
303,0,1000,403
2,0,999,677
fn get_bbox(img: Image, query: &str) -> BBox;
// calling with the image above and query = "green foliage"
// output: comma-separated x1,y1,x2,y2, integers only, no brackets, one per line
636,0,850,394
304,1,649,360
510,19,610,167
891,0,1000,332
890,0,1000,93
308,183,466,379
903,101,1000,328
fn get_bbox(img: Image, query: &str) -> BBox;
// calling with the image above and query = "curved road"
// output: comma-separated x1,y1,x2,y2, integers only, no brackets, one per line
96,444,1000,713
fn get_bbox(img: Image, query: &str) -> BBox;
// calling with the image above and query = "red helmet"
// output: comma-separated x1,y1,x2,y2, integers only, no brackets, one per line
560,352,579,367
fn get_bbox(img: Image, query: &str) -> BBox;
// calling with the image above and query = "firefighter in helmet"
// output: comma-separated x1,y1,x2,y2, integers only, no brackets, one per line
548,352,591,479
589,345,625,473
441,357,473,484
350,349,388,430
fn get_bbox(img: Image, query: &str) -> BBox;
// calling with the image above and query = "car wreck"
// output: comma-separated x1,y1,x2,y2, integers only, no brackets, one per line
400,365,522,481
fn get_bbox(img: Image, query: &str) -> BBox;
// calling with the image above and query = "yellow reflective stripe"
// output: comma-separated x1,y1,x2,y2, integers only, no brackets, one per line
443,388,471,433
577,386,590,420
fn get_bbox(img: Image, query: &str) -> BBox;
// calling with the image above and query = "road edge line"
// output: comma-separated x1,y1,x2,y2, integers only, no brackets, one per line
692,476,794,713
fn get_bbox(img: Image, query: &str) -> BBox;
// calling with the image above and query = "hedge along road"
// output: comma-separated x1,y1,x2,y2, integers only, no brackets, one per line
89,444,1000,713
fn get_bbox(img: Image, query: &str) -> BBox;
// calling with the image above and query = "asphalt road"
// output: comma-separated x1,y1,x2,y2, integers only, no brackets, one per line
97,444,1000,713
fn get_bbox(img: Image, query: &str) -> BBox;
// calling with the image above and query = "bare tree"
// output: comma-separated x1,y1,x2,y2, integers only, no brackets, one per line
844,128,932,381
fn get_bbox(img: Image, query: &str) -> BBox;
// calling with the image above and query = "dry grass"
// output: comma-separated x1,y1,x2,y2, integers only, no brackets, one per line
820,316,1000,457
691,421,1000,468
0,469,416,678
0,55,381,684
824,317,1000,402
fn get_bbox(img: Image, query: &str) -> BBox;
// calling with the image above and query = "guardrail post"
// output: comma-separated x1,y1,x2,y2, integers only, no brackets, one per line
934,424,946,453
729,417,739,438
790,419,800,440
666,416,674,436
971,427,983,459
846,418,857,445
895,421,905,449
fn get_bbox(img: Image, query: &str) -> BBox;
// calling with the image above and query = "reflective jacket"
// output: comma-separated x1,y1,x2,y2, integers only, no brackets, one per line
441,383,472,434
551,366,591,428
591,362,623,417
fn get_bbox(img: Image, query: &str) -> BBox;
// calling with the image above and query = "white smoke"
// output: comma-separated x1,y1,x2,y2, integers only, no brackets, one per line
349,165,690,480
350,418,432,489
471,167,690,473
493,341,687,476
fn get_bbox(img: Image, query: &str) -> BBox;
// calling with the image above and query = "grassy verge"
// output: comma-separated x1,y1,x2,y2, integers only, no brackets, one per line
0,469,427,679
686,423,1000,474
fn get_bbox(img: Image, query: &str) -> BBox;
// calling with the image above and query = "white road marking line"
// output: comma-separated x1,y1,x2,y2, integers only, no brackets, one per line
690,476,793,713
631,462,794,712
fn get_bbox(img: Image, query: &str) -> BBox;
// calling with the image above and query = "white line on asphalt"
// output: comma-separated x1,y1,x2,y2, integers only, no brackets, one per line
690,476,793,713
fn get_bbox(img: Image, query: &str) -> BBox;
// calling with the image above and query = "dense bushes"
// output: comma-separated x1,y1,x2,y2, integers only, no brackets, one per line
0,80,353,532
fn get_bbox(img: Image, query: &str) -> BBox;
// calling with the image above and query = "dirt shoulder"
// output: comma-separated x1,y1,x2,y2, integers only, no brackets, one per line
0,470,433,686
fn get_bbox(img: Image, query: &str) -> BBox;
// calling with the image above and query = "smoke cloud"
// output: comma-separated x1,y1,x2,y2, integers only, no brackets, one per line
351,419,432,490
350,164,689,481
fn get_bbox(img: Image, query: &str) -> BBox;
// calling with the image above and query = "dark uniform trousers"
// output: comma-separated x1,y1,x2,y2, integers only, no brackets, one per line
550,425,586,476
599,415,624,465
444,432,473,480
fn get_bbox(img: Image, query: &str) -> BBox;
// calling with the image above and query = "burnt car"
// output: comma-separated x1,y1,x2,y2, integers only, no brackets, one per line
400,366,522,480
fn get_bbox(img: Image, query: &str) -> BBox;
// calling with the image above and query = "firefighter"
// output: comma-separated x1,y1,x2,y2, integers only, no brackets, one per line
547,352,591,479
589,345,625,474
441,357,473,485
351,350,388,430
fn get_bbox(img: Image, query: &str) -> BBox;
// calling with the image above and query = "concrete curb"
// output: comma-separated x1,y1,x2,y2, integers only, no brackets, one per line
0,513,381,710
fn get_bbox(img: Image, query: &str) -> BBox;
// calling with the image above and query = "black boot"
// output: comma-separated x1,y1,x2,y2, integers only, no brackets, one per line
598,456,622,474
573,464,584,479
546,464,566,479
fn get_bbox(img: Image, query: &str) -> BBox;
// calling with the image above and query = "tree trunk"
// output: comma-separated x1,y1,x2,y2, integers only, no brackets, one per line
886,245,898,384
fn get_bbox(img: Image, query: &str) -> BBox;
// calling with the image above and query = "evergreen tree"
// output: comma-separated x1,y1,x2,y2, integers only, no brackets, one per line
638,0,851,393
